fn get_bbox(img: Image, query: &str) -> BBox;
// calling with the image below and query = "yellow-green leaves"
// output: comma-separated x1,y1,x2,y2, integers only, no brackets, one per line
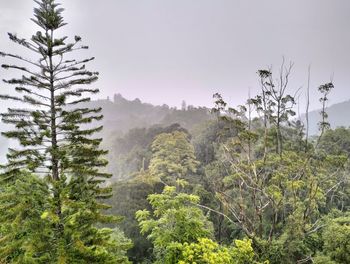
40,210,59,223
136,186,213,262
149,131,199,183
176,238,264,264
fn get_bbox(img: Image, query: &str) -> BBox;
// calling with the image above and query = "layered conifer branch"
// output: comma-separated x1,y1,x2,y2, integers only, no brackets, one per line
0,0,109,181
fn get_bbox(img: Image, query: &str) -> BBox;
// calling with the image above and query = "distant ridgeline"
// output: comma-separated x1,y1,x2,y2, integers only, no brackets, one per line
84,94,350,138
0,93,212,170
2,93,350,175
85,93,212,137
300,99,350,135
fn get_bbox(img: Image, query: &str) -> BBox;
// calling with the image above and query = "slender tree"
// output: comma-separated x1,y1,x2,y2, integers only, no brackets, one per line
256,59,297,156
305,65,311,152
0,0,129,262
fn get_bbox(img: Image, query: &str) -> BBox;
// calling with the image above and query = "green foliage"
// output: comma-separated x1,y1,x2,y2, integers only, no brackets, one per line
176,238,233,264
192,119,241,166
0,7,349,262
106,123,188,180
107,228,133,264
108,177,162,263
198,86,349,263
136,185,214,262
107,126,204,262
0,171,133,264
315,213,350,263
313,255,337,264
149,131,199,183
175,238,263,264
0,172,52,263
0,0,129,262
217,134,346,262
318,127,350,156
135,185,265,263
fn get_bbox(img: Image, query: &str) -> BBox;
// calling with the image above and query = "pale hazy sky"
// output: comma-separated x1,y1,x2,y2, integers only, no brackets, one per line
0,0,349,110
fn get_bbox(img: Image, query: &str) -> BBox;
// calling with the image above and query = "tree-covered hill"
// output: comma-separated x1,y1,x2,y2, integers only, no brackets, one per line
82,93,211,137
0,94,212,167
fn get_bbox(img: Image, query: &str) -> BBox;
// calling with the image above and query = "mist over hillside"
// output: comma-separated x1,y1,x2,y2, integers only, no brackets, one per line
83,93,211,136
1,93,350,166
81,93,350,139
302,99,350,135
0,93,212,166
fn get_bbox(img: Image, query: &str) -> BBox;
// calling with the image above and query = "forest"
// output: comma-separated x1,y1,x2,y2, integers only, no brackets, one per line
0,1,349,263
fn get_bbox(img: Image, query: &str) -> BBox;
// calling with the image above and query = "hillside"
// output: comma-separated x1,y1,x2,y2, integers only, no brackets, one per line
80,94,211,137
2,95,350,164
0,94,212,164
302,99,350,135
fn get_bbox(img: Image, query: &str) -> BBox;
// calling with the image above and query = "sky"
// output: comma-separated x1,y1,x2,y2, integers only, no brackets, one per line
0,0,349,110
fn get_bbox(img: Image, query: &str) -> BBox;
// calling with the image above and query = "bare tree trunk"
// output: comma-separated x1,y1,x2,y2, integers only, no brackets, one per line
276,103,282,156
305,65,310,152
248,89,252,162
262,89,268,162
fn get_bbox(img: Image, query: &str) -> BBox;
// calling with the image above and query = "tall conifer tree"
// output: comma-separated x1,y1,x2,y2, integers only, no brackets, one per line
0,0,130,262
